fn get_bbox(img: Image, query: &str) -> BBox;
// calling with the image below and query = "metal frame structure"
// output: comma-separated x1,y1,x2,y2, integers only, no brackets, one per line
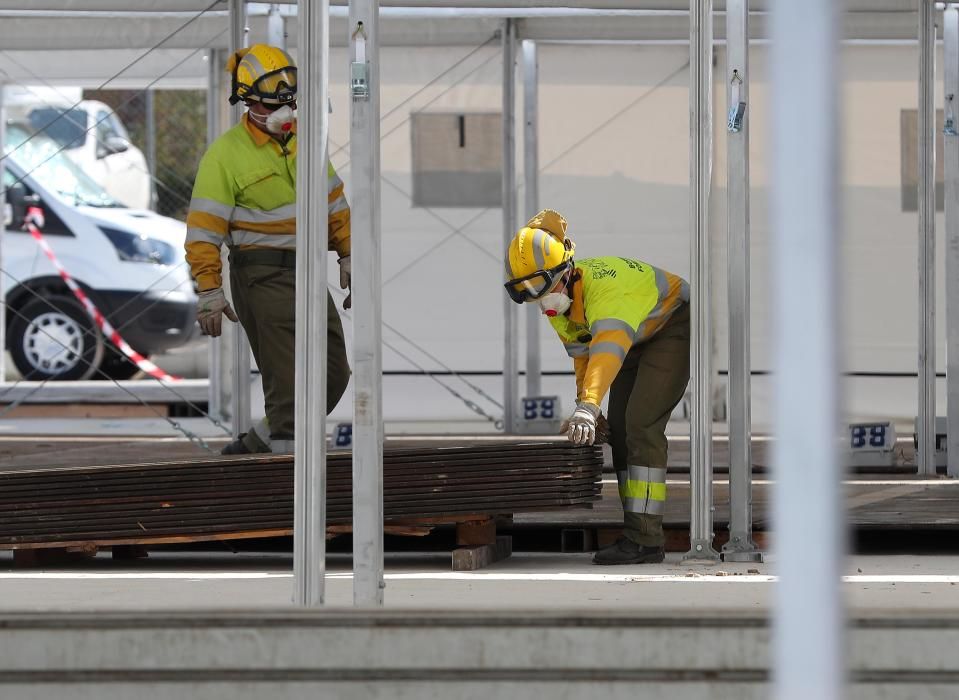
293,0,331,607
947,4,959,479
685,0,718,562
770,0,844,696
918,0,937,477
502,18,519,434
522,39,541,399
349,0,385,606
722,0,761,563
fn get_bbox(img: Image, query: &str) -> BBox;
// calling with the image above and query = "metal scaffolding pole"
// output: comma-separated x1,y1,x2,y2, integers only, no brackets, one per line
294,0,330,607
502,18,518,433
145,89,157,212
522,39,541,400
230,0,252,441
918,0,938,477
268,2,287,49
946,5,959,479
206,48,230,423
349,0,385,606
0,82,6,384
722,0,760,563
770,0,845,697
685,0,718,562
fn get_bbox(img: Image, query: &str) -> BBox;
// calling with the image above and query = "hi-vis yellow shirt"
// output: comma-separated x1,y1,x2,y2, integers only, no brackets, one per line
185,114,350,291
548,257,689,408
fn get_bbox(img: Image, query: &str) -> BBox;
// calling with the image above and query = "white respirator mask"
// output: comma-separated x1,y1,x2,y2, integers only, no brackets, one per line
538,291,571,317
249,104,295,135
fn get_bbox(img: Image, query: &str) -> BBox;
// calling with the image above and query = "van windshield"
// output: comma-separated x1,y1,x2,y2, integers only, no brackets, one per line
4,124,121,208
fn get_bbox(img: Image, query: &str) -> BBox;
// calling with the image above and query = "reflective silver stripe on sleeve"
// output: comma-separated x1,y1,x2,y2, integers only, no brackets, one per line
329,196,349,215
230,230,297,248
588,341,627,361
189,196,233,220
590,318,635,336
186,227,226,246
564,342,589,358
680,279,690,302
233,203,297,223
329,168,344,191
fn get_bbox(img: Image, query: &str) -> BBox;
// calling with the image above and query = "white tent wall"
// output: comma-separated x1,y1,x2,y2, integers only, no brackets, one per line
320,40,943,430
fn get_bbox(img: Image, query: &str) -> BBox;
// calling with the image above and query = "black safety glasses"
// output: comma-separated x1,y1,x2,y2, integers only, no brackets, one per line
504,262,570,304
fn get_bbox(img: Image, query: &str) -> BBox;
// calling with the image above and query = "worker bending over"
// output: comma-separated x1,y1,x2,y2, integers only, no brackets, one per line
505,210,690,565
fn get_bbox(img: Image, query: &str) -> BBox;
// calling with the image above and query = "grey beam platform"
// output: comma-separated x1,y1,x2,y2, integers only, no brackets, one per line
0,379,210,404
1,610,958,699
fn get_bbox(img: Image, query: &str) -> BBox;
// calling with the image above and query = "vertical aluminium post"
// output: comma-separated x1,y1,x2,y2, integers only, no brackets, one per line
918,0,938,476
294,0,330,607
522,39,541,399
206,49,228,422
722,0,761,563
946,6,959,479
349,0,385,606
0,82,6,383
770,1,845,698
145,89,158,211
268,3,287,50
230,0,252,441
502,19,518,433
685,0,718,561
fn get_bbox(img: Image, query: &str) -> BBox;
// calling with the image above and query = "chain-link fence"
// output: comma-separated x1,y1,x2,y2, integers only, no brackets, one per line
83,88,206,221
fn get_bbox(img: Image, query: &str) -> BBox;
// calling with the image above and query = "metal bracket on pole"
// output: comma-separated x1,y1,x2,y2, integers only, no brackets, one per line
684,0,719,563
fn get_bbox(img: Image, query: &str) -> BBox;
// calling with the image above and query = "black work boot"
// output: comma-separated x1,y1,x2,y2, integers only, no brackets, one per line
592,537,665,565
221,432,271,455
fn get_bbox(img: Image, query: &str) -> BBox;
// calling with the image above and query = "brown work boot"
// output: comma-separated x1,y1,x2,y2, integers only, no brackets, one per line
592,537,665,565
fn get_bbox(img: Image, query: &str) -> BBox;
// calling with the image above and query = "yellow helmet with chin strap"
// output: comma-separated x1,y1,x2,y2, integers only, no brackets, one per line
504,209,575,303
227,44,297,106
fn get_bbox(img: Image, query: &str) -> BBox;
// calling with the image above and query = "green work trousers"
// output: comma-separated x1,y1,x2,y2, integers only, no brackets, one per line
606,303,690,547
229,259,350,442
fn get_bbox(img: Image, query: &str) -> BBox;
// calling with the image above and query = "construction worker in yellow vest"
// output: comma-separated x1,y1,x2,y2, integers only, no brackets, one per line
185,44,351,455
505,210,690,565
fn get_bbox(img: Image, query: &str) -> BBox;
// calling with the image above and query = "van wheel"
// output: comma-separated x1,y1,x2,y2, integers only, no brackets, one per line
9,295,104,381
96,349,144,381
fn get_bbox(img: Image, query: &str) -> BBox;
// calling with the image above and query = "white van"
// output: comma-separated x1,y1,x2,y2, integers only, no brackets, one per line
5,88,152,210
3,123,198,380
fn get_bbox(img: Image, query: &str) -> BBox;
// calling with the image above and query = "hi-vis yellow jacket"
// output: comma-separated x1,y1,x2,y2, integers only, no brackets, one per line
185,114,350,291
548,257,689,408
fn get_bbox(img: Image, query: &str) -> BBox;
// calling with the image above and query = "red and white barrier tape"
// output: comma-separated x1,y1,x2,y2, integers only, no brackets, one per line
25,209,181,382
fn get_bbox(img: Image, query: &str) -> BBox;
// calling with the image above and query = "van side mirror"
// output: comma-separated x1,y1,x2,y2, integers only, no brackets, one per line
6,184,27,229
97,135,130,159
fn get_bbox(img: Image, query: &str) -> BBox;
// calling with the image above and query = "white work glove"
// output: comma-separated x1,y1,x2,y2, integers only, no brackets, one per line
564,402,600,446
338,255,352,310
196,288,238,337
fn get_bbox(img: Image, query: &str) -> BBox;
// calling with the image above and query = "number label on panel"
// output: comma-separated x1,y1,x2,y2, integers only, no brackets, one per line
849,423,892,450
334,422,353,448
522,396,559,421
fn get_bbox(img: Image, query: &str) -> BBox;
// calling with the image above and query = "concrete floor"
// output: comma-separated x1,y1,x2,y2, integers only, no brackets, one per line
2,550,958,612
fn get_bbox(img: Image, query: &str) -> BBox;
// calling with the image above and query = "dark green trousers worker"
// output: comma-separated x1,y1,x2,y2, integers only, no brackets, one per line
606,302,690,548
228,249,351,452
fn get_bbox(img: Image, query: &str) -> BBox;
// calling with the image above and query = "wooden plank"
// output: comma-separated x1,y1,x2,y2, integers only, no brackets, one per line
455,518,496,546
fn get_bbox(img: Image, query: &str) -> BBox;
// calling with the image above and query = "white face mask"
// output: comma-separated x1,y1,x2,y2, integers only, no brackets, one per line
250,104,295,135
538,292,571,317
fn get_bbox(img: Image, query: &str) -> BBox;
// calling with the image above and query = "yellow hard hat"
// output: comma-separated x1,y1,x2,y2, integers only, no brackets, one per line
227,44,297,106
504,209,575,303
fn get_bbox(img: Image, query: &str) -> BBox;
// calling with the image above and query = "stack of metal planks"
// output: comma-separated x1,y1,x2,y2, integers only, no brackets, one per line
0,442,603,549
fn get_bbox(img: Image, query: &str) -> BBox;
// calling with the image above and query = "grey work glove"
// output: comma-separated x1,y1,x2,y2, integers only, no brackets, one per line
338,255,352,310
196,287,238,337
564,401,600,446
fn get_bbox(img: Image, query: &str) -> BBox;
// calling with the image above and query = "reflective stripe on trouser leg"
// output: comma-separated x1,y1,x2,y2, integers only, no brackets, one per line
620,465,667,548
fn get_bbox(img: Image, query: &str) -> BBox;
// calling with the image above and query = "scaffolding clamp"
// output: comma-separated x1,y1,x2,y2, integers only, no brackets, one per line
727,69,746,133
351,22,370,101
